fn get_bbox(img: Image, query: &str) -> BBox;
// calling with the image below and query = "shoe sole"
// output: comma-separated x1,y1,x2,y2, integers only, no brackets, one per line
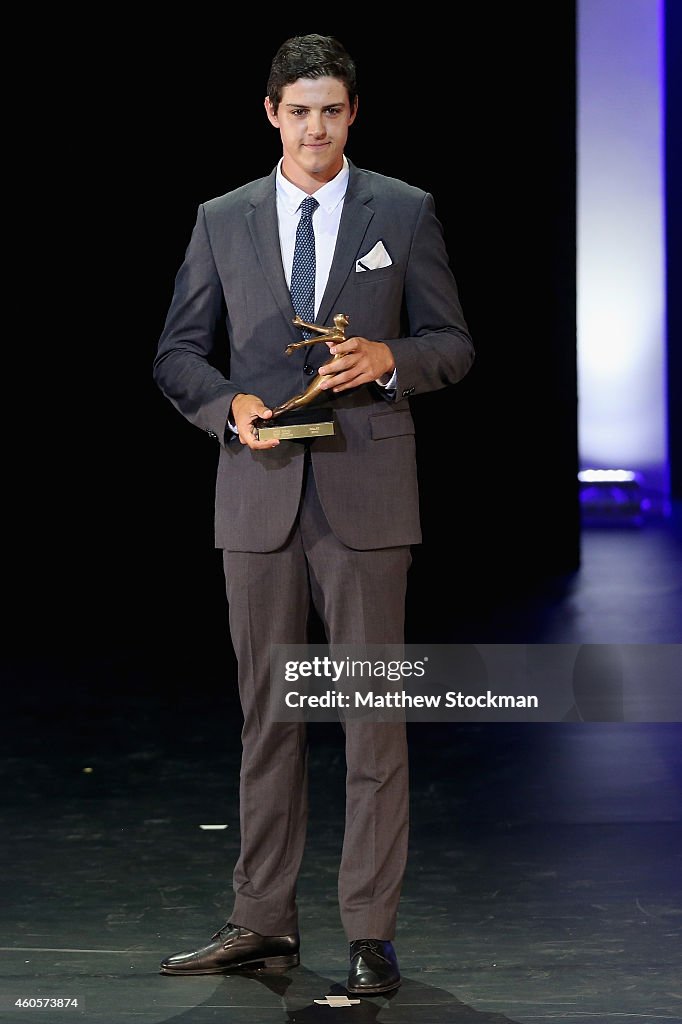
160,953,300,976
346,977,401,996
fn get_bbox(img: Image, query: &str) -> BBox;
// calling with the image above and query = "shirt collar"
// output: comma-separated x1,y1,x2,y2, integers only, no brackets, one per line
276,156,349,215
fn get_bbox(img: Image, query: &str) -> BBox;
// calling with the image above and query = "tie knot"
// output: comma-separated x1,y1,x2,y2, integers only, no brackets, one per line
299,195,318,219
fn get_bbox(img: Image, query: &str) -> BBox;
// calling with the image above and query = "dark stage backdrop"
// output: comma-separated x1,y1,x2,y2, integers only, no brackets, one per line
8,9,578,695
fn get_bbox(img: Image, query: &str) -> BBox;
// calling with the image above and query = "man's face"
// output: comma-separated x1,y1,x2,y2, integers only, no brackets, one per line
265,76,357,189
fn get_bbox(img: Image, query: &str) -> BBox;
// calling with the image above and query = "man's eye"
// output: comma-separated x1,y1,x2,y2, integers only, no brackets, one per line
292,109,307,116
325,108,342,117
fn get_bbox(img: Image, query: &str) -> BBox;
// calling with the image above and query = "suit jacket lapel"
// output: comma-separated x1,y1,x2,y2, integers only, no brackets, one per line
317,163,374,328
246,169,298,332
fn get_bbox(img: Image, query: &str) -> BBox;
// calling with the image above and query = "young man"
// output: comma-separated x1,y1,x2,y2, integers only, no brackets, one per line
153,33,474,996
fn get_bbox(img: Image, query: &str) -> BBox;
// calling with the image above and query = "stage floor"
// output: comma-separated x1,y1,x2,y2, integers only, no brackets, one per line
2,511,681,1023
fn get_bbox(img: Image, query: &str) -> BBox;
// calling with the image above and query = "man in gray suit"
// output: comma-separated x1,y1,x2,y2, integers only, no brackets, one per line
154,33,474,996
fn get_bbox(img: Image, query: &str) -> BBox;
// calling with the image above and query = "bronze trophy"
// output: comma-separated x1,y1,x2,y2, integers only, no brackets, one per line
254,313,350,440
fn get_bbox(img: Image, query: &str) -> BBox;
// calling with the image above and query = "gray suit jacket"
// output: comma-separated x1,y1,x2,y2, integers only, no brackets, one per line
153,160,474,552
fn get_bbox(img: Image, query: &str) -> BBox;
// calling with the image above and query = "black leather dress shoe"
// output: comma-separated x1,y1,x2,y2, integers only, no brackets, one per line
159,922,300,975
346,939,401,995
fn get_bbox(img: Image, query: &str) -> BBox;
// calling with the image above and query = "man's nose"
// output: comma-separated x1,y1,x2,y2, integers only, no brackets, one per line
307,113,326,135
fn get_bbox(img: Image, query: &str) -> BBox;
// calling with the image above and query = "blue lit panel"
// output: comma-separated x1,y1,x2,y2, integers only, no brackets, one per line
577,0,668,515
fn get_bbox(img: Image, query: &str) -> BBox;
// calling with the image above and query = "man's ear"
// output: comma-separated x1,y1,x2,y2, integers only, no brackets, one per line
348,96,358,127
264,96,279,127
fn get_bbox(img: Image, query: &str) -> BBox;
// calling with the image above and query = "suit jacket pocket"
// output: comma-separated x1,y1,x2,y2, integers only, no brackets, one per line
370,408,416,440
354,265,397,285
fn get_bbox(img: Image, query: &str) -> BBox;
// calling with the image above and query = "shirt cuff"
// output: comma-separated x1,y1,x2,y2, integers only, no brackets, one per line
375,368,397,390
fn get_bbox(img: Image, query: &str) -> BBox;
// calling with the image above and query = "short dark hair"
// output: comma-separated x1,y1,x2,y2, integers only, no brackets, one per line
267,34,357,113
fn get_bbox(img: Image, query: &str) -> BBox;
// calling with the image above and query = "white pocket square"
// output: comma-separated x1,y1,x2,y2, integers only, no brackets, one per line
356,240,393,272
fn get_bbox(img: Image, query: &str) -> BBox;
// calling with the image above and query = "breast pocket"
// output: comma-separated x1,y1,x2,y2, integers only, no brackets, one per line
354,266,397,286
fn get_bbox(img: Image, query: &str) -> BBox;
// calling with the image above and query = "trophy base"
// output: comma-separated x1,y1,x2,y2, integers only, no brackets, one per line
254,407,335,441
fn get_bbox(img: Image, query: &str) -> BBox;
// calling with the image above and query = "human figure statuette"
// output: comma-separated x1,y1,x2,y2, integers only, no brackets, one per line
270,313,350,418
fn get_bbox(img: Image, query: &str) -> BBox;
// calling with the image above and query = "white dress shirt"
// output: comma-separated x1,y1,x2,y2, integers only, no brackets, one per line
276,157,348,319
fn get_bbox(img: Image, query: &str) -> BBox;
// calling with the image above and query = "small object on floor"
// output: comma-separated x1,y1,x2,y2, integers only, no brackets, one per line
314,994,361,1006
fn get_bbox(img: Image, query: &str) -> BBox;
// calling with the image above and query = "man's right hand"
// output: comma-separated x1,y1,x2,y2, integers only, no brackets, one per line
230,393,280,450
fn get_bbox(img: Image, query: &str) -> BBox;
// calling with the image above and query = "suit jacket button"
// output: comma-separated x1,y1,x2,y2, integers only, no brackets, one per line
303,363,315,376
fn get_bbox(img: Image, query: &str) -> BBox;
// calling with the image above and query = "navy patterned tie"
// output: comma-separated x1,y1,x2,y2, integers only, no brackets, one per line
290,195,318,337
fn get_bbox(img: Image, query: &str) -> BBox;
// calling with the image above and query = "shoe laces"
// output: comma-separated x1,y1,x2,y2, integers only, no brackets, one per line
351,939,386,960
211,921,240,942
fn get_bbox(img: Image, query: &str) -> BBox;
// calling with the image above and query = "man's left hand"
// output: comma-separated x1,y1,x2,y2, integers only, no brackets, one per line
317,337,395,392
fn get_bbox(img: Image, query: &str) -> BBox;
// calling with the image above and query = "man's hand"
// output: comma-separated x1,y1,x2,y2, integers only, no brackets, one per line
317,337,395,392
230,393,280,450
